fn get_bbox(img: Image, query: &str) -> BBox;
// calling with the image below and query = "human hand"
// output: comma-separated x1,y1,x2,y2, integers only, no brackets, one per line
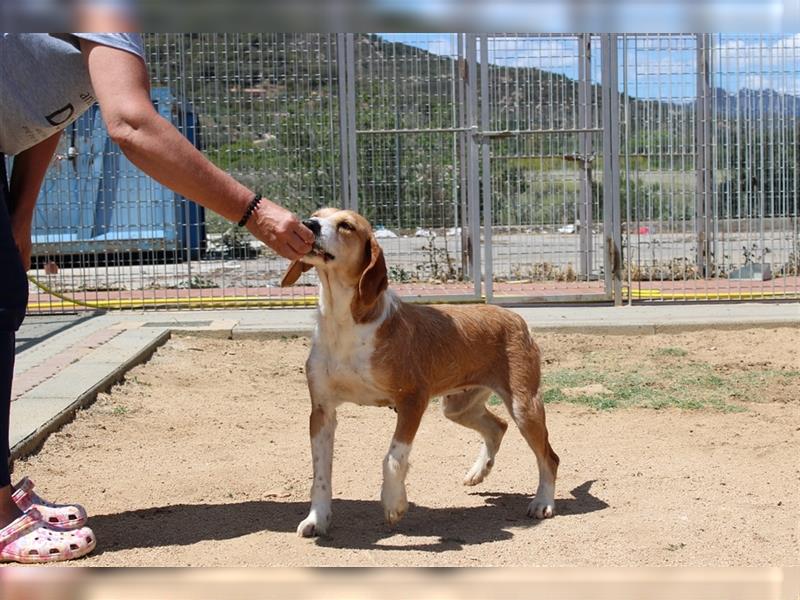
245,199,314,260
11,218,32,272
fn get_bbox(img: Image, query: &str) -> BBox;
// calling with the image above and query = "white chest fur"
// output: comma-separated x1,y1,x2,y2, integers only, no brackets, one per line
306,289,396,408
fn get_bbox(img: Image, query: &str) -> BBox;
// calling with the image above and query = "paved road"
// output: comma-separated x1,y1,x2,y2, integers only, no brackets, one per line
25,229,798,293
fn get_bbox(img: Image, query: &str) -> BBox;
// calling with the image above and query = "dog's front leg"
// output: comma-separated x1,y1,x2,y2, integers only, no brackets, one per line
297,404,337,537
381,397,426,527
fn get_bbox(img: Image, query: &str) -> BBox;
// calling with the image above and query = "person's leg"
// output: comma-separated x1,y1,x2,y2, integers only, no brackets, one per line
0,153,29,528
0,155,96,564
0,331,23,526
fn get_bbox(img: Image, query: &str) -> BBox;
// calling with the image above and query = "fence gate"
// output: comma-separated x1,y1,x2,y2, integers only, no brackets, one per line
339,33,624,304
480,34,622,303
339,33,482,302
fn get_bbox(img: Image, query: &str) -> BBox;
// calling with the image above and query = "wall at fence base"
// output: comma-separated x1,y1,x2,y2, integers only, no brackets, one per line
30,88,205,261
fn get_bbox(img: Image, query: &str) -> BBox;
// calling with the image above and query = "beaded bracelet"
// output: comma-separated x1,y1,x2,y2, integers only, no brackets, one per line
237,193,263,227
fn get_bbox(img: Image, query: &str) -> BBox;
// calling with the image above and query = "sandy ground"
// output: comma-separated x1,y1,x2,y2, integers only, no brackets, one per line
10,328,800,567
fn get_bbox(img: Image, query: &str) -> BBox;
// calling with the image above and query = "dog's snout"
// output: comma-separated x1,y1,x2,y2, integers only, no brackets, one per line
302,218,321,237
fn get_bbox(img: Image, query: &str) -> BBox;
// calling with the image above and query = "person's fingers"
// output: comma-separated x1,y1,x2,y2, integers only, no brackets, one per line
287,220,313,244
296,223,315,244
292,231,313,251
283,250,302,261
245,204,314,260
286,237,308,258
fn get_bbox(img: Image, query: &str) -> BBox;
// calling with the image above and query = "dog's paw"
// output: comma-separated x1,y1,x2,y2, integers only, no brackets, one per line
526,499,555,519
296,512,330,537
384,501,408,527
381,488,409,527
463,456,494,486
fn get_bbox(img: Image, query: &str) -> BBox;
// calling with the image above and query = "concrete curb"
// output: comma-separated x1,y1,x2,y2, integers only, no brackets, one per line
231,327,313,340
651,320,799,334
528,319,800,336
10,329,171,461
224,319,800,339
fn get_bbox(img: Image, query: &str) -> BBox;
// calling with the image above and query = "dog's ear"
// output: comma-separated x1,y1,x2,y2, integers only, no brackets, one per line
353,235,388,320
281,260,313,287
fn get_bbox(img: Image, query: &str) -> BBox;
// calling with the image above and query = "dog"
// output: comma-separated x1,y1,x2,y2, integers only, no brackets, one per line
281,208,559,537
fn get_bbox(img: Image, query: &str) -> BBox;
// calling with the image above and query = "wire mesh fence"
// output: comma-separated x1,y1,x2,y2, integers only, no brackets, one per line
20,33,800,313
483,34,607,302
352,34,475,299
622,33,800,301
26,33,342,311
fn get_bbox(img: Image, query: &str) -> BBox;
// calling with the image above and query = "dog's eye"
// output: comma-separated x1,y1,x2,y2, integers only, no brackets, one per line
337,221,355,232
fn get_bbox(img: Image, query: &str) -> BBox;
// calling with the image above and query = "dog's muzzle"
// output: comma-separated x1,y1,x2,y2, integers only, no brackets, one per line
302,218,335,261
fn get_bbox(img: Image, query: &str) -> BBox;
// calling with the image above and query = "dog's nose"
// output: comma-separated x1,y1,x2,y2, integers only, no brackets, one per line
302,218,321,237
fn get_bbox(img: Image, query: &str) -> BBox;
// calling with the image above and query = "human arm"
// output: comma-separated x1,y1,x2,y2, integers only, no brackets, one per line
8,133,61,271
78,39,313,259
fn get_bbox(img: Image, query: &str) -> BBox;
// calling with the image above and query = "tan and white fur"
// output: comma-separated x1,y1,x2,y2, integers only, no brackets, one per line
282,208,559,537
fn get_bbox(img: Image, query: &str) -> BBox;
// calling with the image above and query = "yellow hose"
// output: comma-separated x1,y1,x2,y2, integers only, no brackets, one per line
26,274,317,310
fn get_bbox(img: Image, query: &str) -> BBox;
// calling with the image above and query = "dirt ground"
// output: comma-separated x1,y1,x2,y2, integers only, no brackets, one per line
10,328,800,567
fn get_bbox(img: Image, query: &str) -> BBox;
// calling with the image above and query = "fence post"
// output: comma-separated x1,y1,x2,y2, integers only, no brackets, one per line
480,35,493,303
336,33,351,210
578,33,594,280
465,34,482,297
345,33,358,212
336,33,358,212
456,34,471,280
695,33,714,277
621,34,633,306
601,34,623,305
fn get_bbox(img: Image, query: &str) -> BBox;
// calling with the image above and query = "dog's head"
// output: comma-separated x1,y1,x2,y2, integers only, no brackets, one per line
281,208,388,321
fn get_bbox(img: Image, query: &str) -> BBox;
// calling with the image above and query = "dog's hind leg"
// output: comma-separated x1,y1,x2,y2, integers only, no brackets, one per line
442,387,508,486
297,405,337,537
501,388,559,519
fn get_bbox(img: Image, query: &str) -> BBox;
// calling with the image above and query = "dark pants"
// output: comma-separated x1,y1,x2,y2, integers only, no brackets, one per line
0,154,29,487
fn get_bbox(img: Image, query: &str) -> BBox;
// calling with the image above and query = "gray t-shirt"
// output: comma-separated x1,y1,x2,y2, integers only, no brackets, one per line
0,33,145,155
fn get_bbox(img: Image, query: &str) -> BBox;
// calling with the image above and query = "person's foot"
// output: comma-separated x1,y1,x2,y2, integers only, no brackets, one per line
0,508,95,563
0,485,25,530
11,477,88,530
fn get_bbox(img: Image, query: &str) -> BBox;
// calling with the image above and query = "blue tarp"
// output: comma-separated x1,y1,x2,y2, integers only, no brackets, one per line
29,88,205,256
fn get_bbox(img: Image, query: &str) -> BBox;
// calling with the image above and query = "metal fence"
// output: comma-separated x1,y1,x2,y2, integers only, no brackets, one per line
622,33,800,301
22,33,800,313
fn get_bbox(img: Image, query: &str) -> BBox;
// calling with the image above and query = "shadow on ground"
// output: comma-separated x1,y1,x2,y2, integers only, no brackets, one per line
15,312,101,354
88,480,607,556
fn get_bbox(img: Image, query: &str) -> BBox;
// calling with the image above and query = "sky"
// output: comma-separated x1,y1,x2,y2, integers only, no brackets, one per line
378,33,800,101
373,1,790,33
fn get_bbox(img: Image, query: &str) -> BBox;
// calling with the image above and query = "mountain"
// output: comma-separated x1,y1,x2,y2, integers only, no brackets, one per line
712,86,800,117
